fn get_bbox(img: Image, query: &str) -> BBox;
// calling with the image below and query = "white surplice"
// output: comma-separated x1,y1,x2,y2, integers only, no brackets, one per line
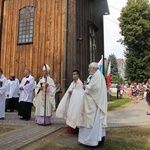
7,78,20,98
0,75,8,118
19,75,35,103
78,70,107,146
56,78,84,129
33,76,56,117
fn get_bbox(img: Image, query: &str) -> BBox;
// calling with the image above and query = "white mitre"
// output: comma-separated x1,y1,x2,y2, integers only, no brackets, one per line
89,62,99,68
42,64,50,72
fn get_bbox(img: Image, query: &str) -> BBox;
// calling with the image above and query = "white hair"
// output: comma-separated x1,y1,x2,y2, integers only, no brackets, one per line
89,62,99,69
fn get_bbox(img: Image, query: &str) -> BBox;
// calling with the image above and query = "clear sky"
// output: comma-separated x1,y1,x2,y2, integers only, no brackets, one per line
104,0,128,59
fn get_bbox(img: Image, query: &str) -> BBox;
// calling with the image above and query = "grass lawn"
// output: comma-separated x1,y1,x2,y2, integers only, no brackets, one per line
105,126,150,150
27,127,150,150
108,96,132,111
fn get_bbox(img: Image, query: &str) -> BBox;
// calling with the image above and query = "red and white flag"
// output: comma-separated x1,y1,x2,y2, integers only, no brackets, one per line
107,61,111,90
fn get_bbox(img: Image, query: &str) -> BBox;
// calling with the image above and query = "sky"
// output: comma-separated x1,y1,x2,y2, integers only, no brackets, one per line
104,0,128,59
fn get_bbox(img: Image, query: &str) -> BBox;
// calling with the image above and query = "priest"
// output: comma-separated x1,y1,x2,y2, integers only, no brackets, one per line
56,70,84,133
33,64,56,125
19,69,35,121
6,74,20,112
78,62,107,146
0,68,8,120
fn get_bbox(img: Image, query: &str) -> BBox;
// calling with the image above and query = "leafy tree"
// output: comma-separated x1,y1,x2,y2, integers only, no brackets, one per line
118,0,150,82
113,74,125,84
105,54,124,83
108,54,118,76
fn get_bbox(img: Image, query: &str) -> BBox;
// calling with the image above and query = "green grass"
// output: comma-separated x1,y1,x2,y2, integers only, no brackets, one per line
108,96,132,111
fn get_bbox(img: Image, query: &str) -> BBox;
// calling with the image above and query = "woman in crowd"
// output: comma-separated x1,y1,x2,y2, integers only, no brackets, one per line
146,79,150,115
131,83,138,104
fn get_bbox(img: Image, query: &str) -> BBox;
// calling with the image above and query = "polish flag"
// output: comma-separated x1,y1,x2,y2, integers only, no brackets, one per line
107,61,111,90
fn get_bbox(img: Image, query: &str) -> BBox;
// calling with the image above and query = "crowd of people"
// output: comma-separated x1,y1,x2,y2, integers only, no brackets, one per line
129,81,150,115
0,62,107,147
116,81,150,115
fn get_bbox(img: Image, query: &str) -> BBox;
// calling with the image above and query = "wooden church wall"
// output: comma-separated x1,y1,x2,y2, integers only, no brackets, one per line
65,0,77,87
0,0,4,64
66,0,105,86
0,0,4,32
0,0,4,34
0,0,66,87
76,0,105,81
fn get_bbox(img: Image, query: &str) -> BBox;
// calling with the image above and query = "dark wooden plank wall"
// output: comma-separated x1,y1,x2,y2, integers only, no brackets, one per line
0,0,66,88
0,1,3,25
0,0,4,35
0,0,4,64
66,0,105,86
76,0,105,80
66,0,77,87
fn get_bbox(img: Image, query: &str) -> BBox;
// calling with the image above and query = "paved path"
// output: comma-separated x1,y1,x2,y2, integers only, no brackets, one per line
0,112,66,150
0,99,150,149
108,99,150,127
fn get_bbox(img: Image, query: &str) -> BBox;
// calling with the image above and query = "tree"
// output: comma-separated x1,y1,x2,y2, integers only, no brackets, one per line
106,54,124,83
118,0,150,82
108,54,118,76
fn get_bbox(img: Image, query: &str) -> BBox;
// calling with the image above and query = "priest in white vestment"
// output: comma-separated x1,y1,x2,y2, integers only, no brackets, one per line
0,68,8,119
33,64,56,125
56,70,84,133
78,62,107,146
19,69,35,121
6,74,20,112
